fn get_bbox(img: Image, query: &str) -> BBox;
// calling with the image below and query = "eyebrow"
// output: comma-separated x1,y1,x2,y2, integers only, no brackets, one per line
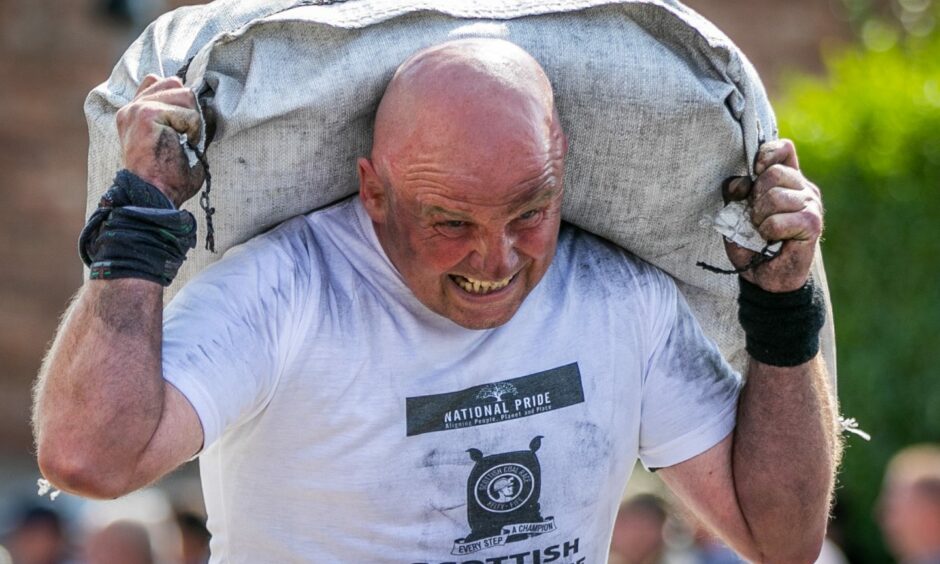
510,180,560,210
421,205,473,220
417,175,561,219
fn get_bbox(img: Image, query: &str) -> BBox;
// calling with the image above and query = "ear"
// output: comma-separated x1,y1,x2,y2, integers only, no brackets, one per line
358,157,388,223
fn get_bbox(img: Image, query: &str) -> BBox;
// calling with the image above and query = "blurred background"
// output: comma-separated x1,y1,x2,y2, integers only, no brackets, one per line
1,0,938,562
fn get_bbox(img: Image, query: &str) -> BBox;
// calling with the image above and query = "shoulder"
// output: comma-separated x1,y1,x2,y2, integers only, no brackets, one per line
552,222,678,303
169,207,330,310
212,196,359,275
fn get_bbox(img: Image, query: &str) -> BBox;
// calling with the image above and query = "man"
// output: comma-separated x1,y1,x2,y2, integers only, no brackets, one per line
878,444,940,563
34,39,839,562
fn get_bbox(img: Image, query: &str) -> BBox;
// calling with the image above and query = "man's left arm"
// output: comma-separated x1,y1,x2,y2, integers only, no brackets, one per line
659,139,842,563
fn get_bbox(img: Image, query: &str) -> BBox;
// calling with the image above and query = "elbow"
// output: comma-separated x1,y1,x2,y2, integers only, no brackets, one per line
794,534,826,564
761,532,825,564
37,441,135,500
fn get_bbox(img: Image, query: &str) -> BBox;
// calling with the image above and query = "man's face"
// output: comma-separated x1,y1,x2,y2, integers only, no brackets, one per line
360,39,566,330
363,133,565,330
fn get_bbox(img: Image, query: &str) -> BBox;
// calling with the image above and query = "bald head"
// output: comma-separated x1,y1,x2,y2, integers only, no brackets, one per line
371,38,563,185
357,39,567,329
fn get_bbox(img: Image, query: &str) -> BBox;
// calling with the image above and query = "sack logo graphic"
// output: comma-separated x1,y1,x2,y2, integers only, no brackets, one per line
475,463,532,512
452,436,556,555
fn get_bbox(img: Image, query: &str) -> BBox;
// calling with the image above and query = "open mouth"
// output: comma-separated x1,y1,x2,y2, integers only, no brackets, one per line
449,273,515,295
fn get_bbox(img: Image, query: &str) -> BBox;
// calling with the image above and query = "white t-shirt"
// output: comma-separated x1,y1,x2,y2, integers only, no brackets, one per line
163,197,742,564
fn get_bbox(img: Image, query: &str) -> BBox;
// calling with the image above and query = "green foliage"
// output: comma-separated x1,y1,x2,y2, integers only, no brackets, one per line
775,12,940,563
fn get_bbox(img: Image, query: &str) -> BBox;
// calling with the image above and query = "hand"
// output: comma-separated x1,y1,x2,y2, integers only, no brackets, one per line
722,139,823,293
116,74,204,208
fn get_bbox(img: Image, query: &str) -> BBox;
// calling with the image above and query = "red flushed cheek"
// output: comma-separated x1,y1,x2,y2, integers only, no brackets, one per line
515,222,558,257
415,236,473,274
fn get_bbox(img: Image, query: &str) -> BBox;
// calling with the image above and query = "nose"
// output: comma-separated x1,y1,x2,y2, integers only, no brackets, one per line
468,229,520,278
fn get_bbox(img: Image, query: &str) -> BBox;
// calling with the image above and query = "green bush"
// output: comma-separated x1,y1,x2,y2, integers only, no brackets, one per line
775,19,940,564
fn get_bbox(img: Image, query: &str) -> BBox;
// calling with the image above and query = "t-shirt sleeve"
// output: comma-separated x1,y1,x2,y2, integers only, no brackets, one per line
161,222,313,452
637,274,743,469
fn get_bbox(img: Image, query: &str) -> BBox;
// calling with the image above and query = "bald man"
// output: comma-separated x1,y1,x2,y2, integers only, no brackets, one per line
35,39,839,563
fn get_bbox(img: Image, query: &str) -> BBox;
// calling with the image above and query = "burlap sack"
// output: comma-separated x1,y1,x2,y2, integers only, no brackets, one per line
84,0,837,380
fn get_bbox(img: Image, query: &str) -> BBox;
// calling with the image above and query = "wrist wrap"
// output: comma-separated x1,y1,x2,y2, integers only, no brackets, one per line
738,276,826,367
78,170,197,286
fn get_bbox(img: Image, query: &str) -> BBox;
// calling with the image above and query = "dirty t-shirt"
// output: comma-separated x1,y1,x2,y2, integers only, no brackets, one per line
162,197,742,564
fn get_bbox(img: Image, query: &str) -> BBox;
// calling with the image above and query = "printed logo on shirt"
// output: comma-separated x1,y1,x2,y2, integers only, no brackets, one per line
405,363,584,437
451,436,556,555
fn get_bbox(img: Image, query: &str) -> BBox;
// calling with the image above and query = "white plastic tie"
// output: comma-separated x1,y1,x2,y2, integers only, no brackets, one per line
839,417,871,441
36,478,62,500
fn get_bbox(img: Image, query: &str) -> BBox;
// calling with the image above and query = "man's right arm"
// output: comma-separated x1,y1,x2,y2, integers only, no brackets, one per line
34,279,203,499
34,75,206,499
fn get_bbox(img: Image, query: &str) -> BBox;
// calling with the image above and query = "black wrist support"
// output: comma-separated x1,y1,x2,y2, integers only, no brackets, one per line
78,170,197,287
738,276,826,367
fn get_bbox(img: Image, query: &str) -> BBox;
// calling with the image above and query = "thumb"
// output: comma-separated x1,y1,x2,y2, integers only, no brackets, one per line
722,176,752,205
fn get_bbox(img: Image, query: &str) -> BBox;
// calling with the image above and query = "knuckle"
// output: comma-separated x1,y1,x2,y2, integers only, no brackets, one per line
810,181,822,199
766,163,788,184
766,185,788,204
757,165,783,190
803,209,823,234
758,216,781,239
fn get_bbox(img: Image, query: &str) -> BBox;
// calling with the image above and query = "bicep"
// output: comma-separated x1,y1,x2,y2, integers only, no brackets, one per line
129,381,204,491
658,434,760,562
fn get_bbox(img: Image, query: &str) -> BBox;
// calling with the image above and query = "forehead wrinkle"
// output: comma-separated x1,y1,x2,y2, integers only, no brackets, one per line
403,152,563,216
419,204,473,220
402,163,479,187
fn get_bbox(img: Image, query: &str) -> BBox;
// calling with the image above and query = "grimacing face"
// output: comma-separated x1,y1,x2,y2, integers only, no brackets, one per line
359,135,566,330
359,39,566,330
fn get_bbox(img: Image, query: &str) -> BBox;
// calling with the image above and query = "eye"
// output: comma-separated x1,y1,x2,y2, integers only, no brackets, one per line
514,209,544,227
435,220,471,237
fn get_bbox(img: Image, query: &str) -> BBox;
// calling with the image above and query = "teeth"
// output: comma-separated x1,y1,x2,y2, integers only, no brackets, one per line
452,274,513,295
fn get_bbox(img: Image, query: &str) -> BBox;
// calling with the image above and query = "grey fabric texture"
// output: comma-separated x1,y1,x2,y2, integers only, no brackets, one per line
84,0,837,379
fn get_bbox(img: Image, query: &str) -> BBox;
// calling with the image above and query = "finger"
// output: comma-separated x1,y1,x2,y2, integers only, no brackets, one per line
135,74,161,96
116,101,203,148
161,106,203,142
756,205,823,243
139,87,198,111
752,163,809,200
136,75,185,99
722,175,752,204
751,186,815,226
754,138,800,175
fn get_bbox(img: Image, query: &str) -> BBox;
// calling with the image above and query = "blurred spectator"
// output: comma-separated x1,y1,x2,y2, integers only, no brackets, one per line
878,444,940,564
4,506,69,564
76,487,181,564
609,494,668,564
679,513,847,564
687,522,742,564
174,513,209,564
83,520,152,564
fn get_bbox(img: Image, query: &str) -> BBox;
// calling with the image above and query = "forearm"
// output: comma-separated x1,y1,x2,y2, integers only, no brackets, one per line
732,354,841,562
34,278,166,498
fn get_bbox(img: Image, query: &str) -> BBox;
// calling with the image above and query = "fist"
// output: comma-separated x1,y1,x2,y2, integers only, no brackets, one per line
723,139,823,293
116,74,204,208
